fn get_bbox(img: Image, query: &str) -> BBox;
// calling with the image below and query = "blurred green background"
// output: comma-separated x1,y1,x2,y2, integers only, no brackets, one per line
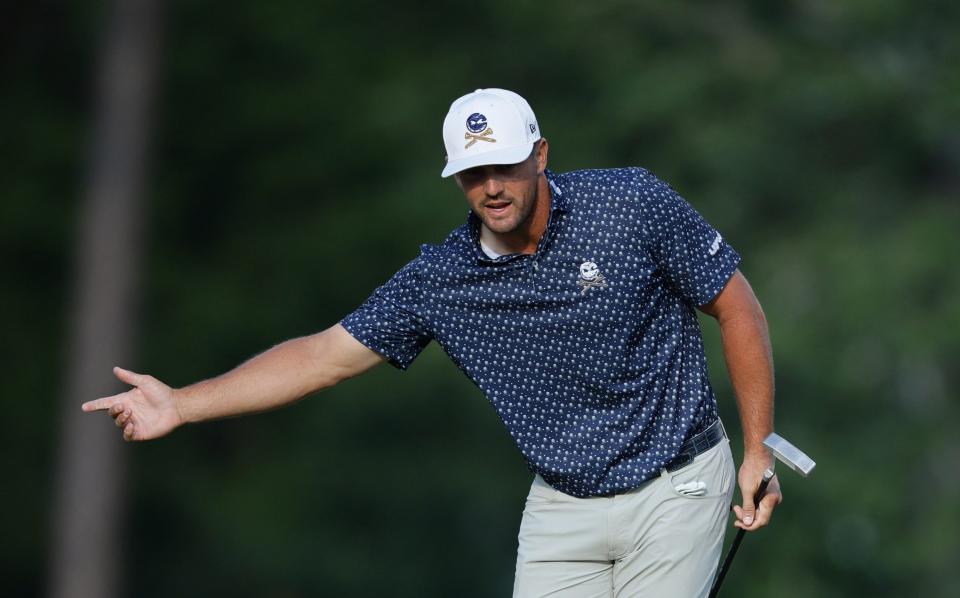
4,0,958,596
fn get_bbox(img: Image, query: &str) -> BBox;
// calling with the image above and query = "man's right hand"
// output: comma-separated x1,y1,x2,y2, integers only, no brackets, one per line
81,326,386,440
82,367,183,441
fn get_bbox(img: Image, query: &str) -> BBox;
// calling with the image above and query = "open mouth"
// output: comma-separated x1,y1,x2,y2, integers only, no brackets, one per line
485,201,511,216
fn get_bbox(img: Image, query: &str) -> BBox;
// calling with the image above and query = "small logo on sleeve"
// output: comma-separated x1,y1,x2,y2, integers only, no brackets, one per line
465,113,496,148
577,261,609,295
708,233,723,256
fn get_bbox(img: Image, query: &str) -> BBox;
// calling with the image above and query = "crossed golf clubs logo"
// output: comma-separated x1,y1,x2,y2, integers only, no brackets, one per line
465,128,496,148
465,112,497,149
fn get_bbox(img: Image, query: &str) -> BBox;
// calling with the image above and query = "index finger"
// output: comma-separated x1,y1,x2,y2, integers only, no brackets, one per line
755,492,780,525
81,392,128,413
748,489,782,529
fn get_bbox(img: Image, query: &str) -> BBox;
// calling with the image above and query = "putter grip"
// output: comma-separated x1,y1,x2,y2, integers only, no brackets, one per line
754,475,771,506
708,469,775,598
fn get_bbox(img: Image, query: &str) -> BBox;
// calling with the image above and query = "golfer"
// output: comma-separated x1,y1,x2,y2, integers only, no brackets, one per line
84,88,782,597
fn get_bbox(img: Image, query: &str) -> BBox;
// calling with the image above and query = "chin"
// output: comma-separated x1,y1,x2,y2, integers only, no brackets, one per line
483,218,520,234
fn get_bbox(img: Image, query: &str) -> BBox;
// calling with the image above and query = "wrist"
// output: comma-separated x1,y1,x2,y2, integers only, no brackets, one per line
171,387,190,426
743,446,773,465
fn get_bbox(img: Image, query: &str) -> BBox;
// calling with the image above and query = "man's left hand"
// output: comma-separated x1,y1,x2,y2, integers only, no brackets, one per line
733,453,782,531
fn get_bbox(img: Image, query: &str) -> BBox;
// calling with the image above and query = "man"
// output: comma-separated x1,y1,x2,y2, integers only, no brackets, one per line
83,88,781,596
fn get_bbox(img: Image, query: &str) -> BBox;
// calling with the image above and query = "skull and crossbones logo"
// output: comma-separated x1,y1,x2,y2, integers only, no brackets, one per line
464,112,497,149
577,261,608,295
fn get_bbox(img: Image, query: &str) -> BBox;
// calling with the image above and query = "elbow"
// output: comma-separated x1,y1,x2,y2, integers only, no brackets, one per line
751,299,768,329
719,300,767,333
315,367,351,391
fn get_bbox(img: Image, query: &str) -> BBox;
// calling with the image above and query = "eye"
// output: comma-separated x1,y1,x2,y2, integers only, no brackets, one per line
457,168,486,187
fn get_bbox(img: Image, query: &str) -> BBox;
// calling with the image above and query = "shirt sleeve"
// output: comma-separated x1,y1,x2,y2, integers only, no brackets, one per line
641,174,741,306
340,257,432,370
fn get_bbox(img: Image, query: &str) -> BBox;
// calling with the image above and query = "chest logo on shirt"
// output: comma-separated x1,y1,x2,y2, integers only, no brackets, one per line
465,113,496,148
577,261,609,295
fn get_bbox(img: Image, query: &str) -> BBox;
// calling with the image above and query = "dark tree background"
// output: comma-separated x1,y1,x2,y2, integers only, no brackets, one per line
3,1,958,597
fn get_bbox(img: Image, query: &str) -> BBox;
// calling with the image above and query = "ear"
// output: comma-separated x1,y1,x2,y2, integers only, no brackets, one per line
535,138,549,175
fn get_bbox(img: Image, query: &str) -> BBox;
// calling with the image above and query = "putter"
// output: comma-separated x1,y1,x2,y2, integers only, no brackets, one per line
708,433,816,598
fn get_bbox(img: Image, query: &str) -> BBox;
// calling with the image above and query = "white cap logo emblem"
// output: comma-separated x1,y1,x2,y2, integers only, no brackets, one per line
464,112,496,149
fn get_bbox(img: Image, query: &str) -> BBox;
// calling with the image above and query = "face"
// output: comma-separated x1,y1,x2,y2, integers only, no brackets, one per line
454,140,548,235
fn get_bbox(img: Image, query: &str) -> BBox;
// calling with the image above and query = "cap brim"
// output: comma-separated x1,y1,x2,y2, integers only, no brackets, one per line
441,142,534,178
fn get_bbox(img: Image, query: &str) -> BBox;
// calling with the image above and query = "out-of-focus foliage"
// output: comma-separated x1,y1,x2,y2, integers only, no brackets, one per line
3,0,958,596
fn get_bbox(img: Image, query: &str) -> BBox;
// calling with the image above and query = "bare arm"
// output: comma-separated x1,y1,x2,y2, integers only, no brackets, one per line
699,269,782,531
81,324,385,441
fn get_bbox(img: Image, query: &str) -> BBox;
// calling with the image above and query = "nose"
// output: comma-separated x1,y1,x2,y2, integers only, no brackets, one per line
483,175,504,198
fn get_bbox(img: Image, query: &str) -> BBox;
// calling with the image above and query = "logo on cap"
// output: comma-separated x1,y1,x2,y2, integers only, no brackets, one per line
467,113,487,133
464,112,496,149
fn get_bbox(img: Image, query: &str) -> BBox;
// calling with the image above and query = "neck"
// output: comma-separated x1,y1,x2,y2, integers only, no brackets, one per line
480,174,552,255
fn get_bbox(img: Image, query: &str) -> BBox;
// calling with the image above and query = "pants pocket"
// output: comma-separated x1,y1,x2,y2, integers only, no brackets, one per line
664,440,734,500
525,474,559,506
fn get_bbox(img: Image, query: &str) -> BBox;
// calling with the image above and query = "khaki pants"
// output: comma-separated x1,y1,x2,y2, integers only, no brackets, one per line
513,440,735,597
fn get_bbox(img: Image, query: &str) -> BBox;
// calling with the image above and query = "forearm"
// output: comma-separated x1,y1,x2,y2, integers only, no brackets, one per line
174,330,346,424
715,289,775,456
700,271,781,527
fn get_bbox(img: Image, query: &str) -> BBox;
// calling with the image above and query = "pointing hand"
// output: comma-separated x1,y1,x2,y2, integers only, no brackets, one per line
81,367,182,441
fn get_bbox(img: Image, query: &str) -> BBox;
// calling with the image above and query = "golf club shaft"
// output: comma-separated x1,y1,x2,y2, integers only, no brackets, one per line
708,471,773,598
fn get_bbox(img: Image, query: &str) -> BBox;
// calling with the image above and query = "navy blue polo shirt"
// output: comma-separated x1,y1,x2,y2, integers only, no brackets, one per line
340,168,740,497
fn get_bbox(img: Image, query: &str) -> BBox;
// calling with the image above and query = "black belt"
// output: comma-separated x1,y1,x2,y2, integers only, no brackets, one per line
665,418,726,472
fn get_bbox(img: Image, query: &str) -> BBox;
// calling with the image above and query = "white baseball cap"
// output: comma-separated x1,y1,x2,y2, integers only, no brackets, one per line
441,88,541,178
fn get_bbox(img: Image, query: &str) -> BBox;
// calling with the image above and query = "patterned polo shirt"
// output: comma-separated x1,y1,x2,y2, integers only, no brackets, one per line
340,167,741,497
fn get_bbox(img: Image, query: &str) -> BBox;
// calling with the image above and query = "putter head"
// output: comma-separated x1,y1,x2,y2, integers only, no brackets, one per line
763,433,816,477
